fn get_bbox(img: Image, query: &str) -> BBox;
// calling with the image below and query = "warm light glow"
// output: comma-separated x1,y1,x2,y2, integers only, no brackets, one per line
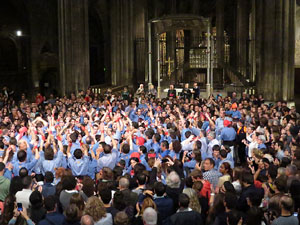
16,30,22,36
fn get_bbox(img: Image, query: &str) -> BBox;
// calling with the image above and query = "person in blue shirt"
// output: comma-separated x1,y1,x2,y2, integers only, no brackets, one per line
86,153,97,179
152,133,161,154
144,130,153,152
218,149,234,171
220,120,236,145
180,121,192,141
69,132,81,155
212,145,221,170
169,140,182,160
97,142,119,170
129,108,145,123
12,147,40,176
38,139,64,175
215,111,225,137
182,151,197,171
67,144,89,176
118,143,132,166
42,171,56,198
225,103,241,119
160,141,170,158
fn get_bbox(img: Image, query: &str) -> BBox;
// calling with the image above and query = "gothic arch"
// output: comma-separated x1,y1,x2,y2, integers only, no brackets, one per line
0,1,30,94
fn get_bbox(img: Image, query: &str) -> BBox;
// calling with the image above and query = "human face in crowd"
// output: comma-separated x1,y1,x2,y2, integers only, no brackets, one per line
130,159,137,168
3,116,10,124
213,150,220,159
18,141,27,151
136,109,142,116
219,163,226,174
203,159,213,171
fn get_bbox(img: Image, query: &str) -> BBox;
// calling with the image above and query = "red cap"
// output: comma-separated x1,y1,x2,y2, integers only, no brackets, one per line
130,152,140,159
0,129,2,135
148,153,156,158
223,120,231,127
231,103,237,109
19,127,28,134
136,137,145,146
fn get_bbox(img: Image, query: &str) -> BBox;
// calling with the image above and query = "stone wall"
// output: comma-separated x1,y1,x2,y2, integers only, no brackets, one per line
295,2,300,67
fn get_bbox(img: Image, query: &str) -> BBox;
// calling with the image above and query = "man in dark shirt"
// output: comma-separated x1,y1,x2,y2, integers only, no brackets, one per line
42,171,56,198
39,196,65,225
167,84,177,99
181,83,192,101
192,82,200,100
237,172,263,212
169,193,203,225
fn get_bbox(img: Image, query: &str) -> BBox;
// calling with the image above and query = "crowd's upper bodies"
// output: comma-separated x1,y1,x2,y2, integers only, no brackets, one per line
0,85,299,225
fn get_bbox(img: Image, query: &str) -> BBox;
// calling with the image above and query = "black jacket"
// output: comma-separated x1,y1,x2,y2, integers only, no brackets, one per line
237,184,264,212
168,210,203,225
168,89,177,98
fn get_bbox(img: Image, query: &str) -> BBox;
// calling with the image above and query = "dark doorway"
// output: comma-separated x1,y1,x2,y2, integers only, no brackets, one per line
89,11,105,85
39,68,59,97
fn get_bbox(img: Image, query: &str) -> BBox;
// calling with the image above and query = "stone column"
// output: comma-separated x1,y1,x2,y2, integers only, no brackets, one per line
236,0,249,77
262,0,276,100
216,0,224,68
133,0,147,84
256,0,295,101
110,0,135,86
58,0,90,96
249,0,256,83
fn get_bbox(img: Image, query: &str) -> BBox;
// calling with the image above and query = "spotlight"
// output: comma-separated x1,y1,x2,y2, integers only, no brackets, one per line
16,30,22,36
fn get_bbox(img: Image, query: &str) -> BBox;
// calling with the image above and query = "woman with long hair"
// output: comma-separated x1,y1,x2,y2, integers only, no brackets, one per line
232,167,243,195
0,194,15,225
183,188,201,213
217,162,232,190
83,196,112,225
133,197,158,225
69,193,85,217
206,193,225,225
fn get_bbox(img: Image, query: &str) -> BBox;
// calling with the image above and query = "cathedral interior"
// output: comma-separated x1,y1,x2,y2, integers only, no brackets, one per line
0,0,300,102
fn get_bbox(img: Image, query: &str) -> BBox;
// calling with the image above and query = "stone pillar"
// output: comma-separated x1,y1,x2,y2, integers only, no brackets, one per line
256,0,295,101
110,0,134,86
255,0,264,89
262,0,276,100
249,0,256,82
58,0,90,96
216,0,224,68
133,0,147,85
236,0,249,77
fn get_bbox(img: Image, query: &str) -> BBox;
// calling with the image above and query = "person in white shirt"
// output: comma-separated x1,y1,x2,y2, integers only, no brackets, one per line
15,176,33,209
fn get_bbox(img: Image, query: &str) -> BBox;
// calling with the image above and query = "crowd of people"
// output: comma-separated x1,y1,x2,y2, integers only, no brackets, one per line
0,83,299,225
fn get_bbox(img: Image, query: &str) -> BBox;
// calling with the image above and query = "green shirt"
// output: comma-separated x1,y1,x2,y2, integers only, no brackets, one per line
0,176,10,202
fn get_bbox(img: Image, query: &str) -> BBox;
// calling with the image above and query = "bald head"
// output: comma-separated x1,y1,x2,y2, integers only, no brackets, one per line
81,215,94,225
280,195,294,213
